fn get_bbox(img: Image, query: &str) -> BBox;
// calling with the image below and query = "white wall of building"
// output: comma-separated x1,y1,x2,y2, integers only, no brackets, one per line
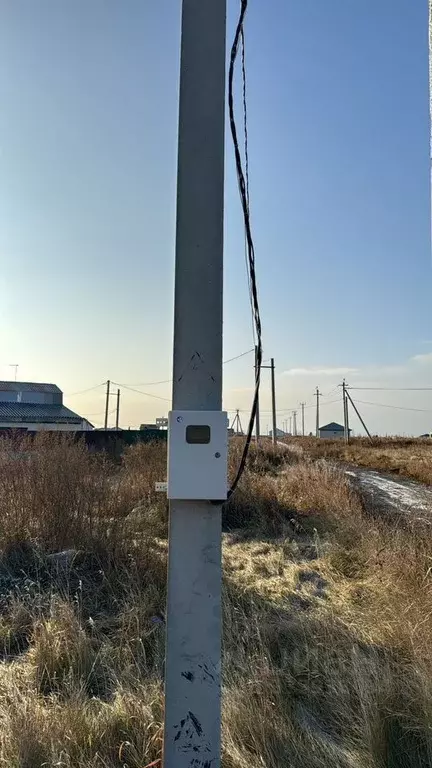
319,430,344,439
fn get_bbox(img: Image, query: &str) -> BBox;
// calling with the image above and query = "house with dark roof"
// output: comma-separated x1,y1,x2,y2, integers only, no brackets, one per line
0,382,93,431
319,422,351,440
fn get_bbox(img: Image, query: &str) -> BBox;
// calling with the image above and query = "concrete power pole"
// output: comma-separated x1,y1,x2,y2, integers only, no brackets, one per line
345,389,372,441
104,380,110,430
270,357,277,444
300,402,305,436
163,2,226,767
289,415,292,434
342,380,350,443
255,345,261,442
115,388,120,429
292,410,297,437
315,387,321,438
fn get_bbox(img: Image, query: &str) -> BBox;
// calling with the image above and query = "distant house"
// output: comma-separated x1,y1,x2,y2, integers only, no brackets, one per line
140,417,168,431
269,427,288,439
319,422,350,440
0,381,93,431
419,433,432,438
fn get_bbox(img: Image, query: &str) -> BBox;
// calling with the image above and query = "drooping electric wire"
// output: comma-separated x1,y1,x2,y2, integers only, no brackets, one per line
116,348,255,388
65,382,106,397
348,387,432,392
228,0,263,497
111,382,171,403
354,398,432,414
240,25,256,345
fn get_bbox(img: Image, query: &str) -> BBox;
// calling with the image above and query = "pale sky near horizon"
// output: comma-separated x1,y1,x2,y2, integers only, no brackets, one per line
1,0,431,434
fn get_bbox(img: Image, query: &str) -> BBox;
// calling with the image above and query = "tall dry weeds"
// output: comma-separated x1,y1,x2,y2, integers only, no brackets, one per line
0,435,429,766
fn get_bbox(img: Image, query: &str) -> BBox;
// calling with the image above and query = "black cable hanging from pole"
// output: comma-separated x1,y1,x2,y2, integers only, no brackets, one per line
227,0,263,497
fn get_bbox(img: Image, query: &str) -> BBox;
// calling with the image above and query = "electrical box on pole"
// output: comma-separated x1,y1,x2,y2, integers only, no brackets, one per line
167,410,228,500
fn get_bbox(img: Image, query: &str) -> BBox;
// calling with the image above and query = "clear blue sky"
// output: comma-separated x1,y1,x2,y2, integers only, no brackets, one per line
0,0,431,433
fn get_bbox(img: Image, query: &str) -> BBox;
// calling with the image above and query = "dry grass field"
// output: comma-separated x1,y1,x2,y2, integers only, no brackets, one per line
295,436,432,485
0,434,430,766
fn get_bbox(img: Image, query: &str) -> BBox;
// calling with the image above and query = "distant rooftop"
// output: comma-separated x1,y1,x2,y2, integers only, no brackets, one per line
319,422,344,431
0,402,91,426
0,381,61,395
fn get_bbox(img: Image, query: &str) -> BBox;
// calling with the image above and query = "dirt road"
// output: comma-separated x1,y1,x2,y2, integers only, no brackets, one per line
345,466,432,524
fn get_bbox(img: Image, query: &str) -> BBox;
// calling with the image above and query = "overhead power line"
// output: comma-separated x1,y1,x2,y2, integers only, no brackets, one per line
227,398,340,415
122,377,173,387
355,398,432,414
223,347,254,364
112,348,255,388
81,407,117,419
348,387,432,392
65,382,106,397
112,382,171,403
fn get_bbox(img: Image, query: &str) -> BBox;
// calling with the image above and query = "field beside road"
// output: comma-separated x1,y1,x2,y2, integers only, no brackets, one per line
0,434,430,767
293,435,432,486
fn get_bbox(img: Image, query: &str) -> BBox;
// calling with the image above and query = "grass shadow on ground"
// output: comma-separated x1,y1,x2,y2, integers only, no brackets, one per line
223,574,432,768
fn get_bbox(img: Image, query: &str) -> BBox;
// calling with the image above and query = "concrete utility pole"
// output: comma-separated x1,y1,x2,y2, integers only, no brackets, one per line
315,387,321,438
345,389,372,442
300,402,306,436
270,358,277,444
255,345,261,442
342,380,350,443
115,388,120,429
293,410,297,437
230,409,243,435
163,2,226,767
104,380,110,430
261,358,277,443
289,415,292,434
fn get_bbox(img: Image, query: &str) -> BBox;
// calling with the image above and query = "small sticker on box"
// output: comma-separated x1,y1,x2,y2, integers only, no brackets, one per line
155,482,168,493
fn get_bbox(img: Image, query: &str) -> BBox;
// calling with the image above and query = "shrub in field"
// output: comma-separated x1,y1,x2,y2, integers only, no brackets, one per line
0,433,168,554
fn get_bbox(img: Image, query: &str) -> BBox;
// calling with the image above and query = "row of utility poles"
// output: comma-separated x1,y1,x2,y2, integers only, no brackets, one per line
254,346,310,441
254,349,278,444
250,372,373,445
104,371,371,446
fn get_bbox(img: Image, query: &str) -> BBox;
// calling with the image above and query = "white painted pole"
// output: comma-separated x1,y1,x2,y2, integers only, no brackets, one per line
163,2,226,766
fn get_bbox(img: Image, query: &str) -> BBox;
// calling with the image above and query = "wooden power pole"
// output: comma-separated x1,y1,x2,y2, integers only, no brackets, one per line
342,380,350,443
